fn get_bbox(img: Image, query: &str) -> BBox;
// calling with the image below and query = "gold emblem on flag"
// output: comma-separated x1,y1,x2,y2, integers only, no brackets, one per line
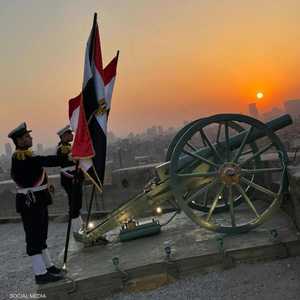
95,99,108,116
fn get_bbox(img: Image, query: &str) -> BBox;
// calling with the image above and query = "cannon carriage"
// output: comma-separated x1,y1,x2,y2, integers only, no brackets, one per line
82,113,293,244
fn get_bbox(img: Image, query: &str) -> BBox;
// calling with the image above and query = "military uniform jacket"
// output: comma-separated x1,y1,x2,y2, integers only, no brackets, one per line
10,152,61,213
56,142,83,191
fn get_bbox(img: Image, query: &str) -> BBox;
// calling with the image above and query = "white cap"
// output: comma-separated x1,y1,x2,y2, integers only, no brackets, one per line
57,125,72,137
8,122,32,139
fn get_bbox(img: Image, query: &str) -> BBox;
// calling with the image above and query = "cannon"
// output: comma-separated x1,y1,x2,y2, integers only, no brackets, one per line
83,113,292,243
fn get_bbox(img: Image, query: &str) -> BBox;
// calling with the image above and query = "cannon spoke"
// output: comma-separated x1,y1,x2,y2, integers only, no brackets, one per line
233,126,253,163
216,122,222,144
182,149,219,168
177,171,218,178
186,141,198,152
240,148,255,156
241,167,283,175
228,185,236,227
206,184,225,222
234,184,260,217
199,128,223,163
240,177,277,198
240,143,274,166
203,188,209,207
199,128,207,146
188,178,218,203
224,122,230,161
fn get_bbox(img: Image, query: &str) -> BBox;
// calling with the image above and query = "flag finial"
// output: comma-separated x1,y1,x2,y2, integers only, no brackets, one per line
93,13,97,23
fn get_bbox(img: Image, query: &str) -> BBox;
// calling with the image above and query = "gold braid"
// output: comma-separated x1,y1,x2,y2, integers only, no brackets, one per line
14,149,33,160
60,144,71,155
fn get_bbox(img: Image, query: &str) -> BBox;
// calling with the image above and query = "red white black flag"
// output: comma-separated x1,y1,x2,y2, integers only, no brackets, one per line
68,13,119,191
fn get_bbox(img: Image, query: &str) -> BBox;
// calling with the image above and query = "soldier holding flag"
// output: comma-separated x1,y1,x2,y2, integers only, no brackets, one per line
9,122,64,284
56,125,84,239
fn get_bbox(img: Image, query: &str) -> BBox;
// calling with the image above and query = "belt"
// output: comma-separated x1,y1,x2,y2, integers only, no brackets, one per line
61,166,76,172
61,166,76,178
17,184,49,194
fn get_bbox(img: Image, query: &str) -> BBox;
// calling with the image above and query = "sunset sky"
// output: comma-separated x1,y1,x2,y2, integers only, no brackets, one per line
1,0,300,150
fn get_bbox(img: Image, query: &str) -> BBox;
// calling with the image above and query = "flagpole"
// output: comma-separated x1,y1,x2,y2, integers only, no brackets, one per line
85,185,96,231
62,160,80,270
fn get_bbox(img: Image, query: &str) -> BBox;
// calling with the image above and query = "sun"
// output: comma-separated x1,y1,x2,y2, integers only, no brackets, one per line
256,92,264,100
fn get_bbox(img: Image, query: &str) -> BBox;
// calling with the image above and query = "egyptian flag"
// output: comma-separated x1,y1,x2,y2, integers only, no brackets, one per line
68,13,118,191
103,51,119,117
69,53,118,135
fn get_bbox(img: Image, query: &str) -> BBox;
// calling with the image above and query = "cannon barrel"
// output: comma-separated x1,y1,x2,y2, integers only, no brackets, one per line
157,114,293,178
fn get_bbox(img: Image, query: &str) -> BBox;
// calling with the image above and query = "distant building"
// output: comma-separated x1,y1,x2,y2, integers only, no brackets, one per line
107,131,117,144
248,103,259,119
36,143,44,154
112,143,135,168
146,126,158,138
158,126,164,135
284,99,300,119
127,132,135,140
4,143,12,157
104,160,113,185
262,107,283,121
166,127,176,135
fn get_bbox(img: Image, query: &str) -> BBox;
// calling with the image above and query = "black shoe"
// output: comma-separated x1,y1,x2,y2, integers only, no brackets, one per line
47,265,62,275
35,271,64,285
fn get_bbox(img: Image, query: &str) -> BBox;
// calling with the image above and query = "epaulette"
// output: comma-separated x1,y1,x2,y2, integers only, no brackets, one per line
58,144,72,155
13,149,33,160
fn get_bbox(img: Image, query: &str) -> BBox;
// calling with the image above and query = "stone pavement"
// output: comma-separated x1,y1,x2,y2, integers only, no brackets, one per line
39,206,300,299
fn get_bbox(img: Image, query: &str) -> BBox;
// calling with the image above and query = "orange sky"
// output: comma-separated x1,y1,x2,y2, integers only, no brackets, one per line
1,0,300,150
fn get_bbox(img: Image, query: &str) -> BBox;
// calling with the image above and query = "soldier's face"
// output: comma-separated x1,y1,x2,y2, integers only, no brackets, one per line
16,132,32,149
61,131,73,143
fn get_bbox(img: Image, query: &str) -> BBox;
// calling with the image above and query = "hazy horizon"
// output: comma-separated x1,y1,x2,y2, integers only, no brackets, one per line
1,0,300,150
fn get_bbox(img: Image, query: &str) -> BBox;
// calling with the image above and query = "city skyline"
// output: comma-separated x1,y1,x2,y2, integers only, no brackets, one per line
3,95,300,156
1,1,300,149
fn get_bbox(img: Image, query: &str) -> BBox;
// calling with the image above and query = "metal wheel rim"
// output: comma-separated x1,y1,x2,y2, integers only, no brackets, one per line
169,114,288,234
187,120,260,213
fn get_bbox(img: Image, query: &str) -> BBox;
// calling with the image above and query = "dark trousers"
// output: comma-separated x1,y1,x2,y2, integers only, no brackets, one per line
20,205,48,256
63,183,83,219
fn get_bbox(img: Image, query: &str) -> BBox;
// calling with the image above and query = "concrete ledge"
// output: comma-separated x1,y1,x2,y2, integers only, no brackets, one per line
38,210,300,300
40,237,300,300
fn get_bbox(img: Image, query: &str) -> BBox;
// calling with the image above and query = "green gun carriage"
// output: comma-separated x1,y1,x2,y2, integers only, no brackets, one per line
81,113,292,244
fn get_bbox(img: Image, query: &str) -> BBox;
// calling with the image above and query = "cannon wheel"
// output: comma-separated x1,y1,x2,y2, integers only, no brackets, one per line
166,119,198,161
167,118,261,213
169,114,288,234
